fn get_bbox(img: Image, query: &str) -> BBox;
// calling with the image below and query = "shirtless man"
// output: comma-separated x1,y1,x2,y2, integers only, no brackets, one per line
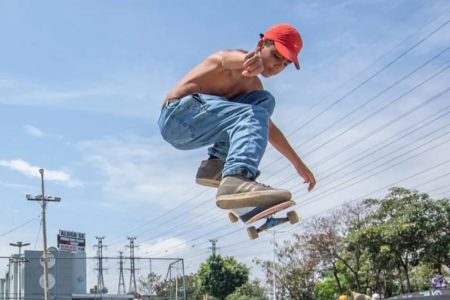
158,23,316,209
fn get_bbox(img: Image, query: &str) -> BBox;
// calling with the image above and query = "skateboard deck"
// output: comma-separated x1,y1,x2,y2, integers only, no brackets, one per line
228,200,299,240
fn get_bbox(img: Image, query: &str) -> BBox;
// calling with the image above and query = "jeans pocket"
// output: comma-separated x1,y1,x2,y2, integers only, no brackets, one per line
192,93,207,106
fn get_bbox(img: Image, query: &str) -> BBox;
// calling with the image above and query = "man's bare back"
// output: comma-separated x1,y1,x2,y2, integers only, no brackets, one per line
165,49,263,101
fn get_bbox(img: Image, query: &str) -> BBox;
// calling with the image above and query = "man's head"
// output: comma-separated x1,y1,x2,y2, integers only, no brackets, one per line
260,23,303,70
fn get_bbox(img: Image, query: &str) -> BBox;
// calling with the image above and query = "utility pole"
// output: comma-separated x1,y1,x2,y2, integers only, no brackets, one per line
272,230,277,300
6,259,11,300
26,168,61,300
94,236,107,293
272,231,276,300
149,257,155,298
208,239,218,256
117,251,126,294
9,241,30,300
126,237,138,294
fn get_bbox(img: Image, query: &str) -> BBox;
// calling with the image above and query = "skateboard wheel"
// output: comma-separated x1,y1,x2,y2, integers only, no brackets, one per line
228,212,239,223
287,211,299,224
247,226,259,240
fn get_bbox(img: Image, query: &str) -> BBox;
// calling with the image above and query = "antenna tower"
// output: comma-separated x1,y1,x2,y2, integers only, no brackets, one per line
209,239,218,256
117,251,126,294
94,236,107,293
126,236,138,293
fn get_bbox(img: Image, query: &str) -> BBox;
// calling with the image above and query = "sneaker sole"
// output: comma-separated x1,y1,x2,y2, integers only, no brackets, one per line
196,178,221,188
216,190,292,209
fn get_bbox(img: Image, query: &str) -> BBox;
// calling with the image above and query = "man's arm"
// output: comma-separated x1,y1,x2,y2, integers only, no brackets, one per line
269,119,316,191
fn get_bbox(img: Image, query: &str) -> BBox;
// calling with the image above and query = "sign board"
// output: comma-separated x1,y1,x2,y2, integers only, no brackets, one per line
57,230,85,253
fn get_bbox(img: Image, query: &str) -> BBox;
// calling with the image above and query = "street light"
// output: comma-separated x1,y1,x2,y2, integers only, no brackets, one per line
10,241,30,300
26,168,61,300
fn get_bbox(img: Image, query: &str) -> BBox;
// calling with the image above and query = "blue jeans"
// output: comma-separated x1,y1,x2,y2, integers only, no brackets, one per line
158,91,275,180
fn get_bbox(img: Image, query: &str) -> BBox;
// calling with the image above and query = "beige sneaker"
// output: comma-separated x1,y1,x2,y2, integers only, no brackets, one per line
195,159,224,188
216,175,291,209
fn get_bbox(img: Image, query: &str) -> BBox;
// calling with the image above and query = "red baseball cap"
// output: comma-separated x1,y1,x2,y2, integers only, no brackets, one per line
262,23,303,69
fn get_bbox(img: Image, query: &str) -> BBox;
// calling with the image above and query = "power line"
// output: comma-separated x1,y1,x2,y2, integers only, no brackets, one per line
312,123,450,186
0,216,38,238
107,189,210,246
148,104,450,257
108,20,450,246
307,107,450,178
104,20,450,256
279,8,450,139
293,48,449,151
276,82,450,191
295,137,450,208
148,100,448,251
269,59,450,185
154,75,448,248
160,160,450,260
263,20,450,172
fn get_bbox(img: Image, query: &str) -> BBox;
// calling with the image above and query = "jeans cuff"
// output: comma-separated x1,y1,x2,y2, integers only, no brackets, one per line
208,149,227,161
223,165,260,181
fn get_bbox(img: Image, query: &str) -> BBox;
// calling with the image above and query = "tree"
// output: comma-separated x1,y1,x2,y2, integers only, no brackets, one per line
303,204,371,294
255,187,449,298
360,188,438,292
139,272,202,299
421,198,450,272
197,255,249,300
183,273,204,299
256,234,318,299
226,279,268,300
138,272,161,296
346,187,450,295
315,263,354,300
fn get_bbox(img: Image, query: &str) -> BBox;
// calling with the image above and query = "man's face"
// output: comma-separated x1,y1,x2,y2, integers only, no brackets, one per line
260,44,292,77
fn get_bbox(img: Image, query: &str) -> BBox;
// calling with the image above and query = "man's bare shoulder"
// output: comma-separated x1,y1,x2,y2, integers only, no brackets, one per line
215,49,248,57
207,49,250,72
203,49,246,64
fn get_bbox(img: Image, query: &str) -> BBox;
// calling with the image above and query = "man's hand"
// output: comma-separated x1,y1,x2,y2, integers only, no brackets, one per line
295,162,316,192
242,50,264,77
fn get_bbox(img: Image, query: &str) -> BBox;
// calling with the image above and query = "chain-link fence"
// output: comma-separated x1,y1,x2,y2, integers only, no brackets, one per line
0,254,186,300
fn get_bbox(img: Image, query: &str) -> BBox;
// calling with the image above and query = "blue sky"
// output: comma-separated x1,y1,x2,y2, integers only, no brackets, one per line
1,0,449,290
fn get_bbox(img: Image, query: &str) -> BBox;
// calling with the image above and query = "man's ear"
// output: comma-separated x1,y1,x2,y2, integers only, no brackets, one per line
256,39,264,51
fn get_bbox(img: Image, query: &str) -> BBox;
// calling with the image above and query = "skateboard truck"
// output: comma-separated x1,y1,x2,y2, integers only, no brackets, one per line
227,200,300,240
247,210,299,240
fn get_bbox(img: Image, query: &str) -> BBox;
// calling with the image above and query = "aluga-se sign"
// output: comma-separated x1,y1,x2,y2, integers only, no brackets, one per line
57,229,86,253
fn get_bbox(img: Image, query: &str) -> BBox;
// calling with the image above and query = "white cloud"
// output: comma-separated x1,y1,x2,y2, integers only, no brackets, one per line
0,159,82,187
78,134,210,208
24,124,44,138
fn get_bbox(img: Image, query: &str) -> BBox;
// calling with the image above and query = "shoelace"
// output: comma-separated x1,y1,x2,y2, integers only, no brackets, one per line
254,180,272,188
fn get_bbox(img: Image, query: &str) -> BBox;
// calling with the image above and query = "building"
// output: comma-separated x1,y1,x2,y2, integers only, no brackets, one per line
23,247,86,299
0,246,135,299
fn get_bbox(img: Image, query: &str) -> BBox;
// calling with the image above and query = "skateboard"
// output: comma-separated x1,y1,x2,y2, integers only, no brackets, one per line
228,200,299,240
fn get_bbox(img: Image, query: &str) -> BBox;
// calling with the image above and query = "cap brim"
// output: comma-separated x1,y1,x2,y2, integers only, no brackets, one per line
274,41,300,70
